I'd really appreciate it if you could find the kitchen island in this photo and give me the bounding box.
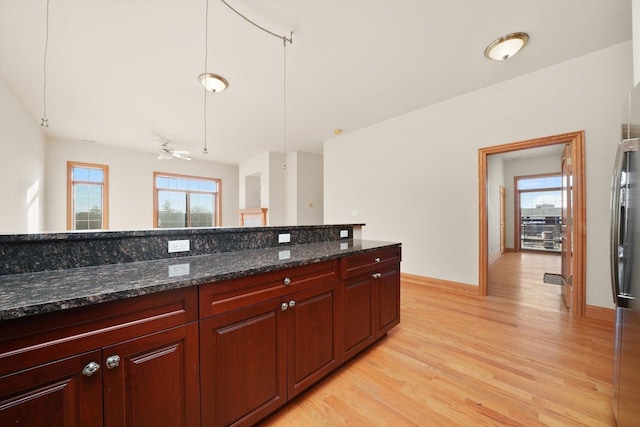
[0,226,400,426]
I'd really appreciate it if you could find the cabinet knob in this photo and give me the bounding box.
[82,361,100,377]
[288,300,296,308]
[372,273,382,279]
[106,355,121,369]
[281,302,289,311]
[283,277,292,286]
[374,257,381,263]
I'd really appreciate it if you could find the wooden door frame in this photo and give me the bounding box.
[478,131,586,315]
[500,185,505,254]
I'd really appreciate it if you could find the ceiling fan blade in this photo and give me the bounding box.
[158,151,173,160]
[172,152,192,161]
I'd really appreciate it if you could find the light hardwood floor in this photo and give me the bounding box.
[261,252,616,426]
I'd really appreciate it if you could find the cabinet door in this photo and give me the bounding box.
[103,323,200,427]
[200,299,287,427]
[0,350,103,427]
[375,266,401,338]
[341,276,375,361]
[287,280,339,398]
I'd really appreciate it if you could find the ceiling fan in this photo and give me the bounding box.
[158,142,192,161]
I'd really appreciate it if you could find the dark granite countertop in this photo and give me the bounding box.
[0,239,399,321]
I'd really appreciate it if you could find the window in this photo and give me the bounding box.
[67,162,109,230]
[153,172,221,228]
[516,174,561,252]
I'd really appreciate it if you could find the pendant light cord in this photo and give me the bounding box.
[282,38,287,169]
[41,0,50,127]
[207,0,294,162]
[203,0,209,154]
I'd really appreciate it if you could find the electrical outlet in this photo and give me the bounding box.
[340,229,349,238]
[168,240,190,253]
[278,233,291,244]
[168,263,190,277]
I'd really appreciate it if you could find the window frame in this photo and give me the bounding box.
[513,172,561,252]
[67,161,109,231]
[153,172,222,228]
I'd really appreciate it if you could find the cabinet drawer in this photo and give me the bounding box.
[340,247,401,279]
[0,287,198,376]
[199,260,339,318]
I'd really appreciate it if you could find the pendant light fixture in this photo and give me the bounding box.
[282,37,288,169]
[219,0,293,168]
[201,0,229,155]
[40,0,51,127]
[484,32,529,61]
[199,73,228,93]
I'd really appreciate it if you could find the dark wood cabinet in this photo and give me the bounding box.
[103,323,200,427]
[340,247,401,362]
[1,245,400,427]
[0,288,199,427]
[342,275,375,360]
[200,297,288,427]
[200,261,340,427]
[286,279,339,399]
[375,265,401,337]
[0,350,104,427]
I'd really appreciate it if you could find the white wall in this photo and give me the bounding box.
[486,155,504,259]
[285,151,298,225]
[502,154,562,250]
[239,151,285,226]
[296,152,324,225]
[244,174,261,209]
[0,73,46,234]
[268,152,286,225]
[45,138,239,231]
[284,151,324,225]
[324,41,633,309]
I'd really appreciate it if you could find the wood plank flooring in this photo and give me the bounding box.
[260,252,616,426]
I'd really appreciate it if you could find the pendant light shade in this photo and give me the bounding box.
[484,32,529,61]
[199,73,229,92]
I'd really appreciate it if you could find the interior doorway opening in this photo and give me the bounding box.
[478,131,585,315]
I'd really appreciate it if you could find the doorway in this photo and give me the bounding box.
[478,131,586,315]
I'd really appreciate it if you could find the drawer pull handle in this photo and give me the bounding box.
[281,302,289,311]
[106,355,121,369]
[372,273,382,279]
[82,361,100,377]
[283,277,292,285]
[374,257,381,263]
[288,300,296,308]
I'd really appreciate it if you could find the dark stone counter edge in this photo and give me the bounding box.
[0,224,366,242]
[0,241,400,322]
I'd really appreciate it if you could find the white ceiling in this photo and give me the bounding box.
[0,0,632,165]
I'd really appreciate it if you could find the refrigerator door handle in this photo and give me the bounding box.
[611,140,628,304]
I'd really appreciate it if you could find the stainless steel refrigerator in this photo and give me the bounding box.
[611,84,640,426]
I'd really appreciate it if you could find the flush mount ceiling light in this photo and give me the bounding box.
[484,32,529,61]
[198,72,228,93]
